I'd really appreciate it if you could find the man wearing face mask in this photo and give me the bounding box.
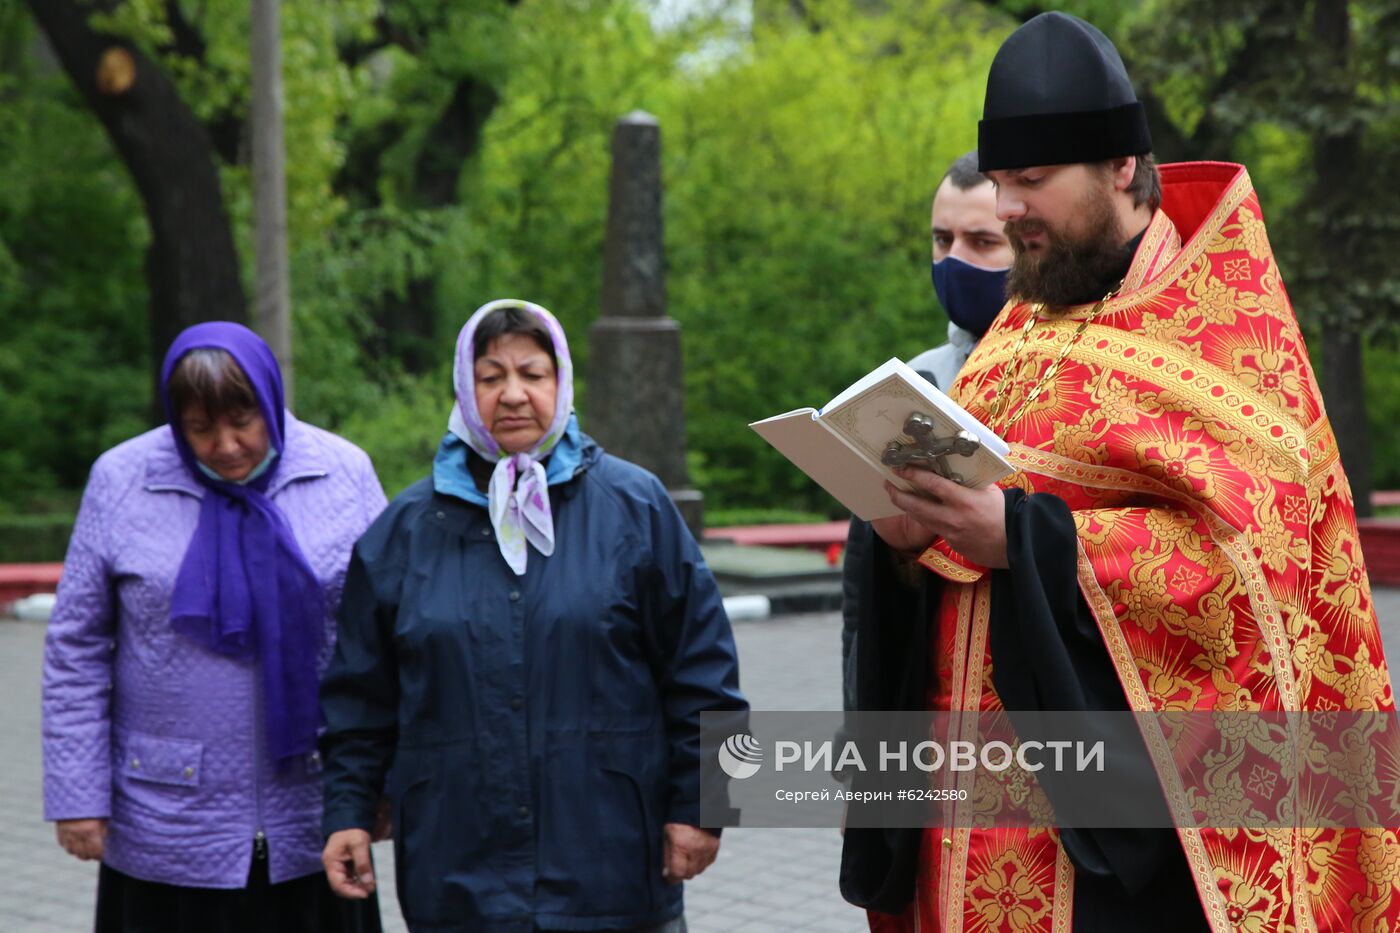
[907,150,1014,391]
[839,150,1012,719]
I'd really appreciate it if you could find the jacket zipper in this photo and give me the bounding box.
[253,658,266,864]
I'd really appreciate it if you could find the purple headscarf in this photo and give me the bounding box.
[159,322,323,765]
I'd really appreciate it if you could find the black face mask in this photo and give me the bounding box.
[932,256,1010,336]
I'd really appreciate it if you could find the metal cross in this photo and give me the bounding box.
[880,412,982,485]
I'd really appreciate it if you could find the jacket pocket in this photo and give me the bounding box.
[115,729,203,788]
[393,773,439,924]
[598,759,662,913]
[538,735,669,918]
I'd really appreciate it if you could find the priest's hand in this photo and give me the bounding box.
[875,467,1009,569]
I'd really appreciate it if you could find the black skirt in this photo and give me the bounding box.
[94,845,384,933]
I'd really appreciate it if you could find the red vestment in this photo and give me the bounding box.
[877,162,1397,933]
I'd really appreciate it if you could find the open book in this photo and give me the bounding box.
[750,358,1013,521]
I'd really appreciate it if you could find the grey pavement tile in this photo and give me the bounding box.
[10,923,77,933]
[29,590,1398,933]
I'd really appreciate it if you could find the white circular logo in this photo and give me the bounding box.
[718,732,763,779]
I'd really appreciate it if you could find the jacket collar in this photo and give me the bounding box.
[144,413,332,499]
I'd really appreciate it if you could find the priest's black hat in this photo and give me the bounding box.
[977,12,1152,172]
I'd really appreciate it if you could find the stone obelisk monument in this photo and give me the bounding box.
[589,111,703,536]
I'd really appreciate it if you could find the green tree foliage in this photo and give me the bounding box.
[401,0,1007,508]
[3,0,1397,525]
[0,4,150,502]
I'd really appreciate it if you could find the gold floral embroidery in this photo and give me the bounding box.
[1313,641,1392,713]
[1244,484,1310,574]
[1179,258,1243,327]
[1348,889,1396,933]
[1216,867,1279,933]
[967,849,1051,932]
[1179,574,1243,669]
[1140,301,1208,347]
[1298,826,1340,898]
[1232,346,1304,414]
[1140,657,1203,711]
[1051,415,1108,466]
[1136,438,1216,500]
[1358,829,1400,888]
[1316,518,1371,618]
[1216,204,1272,260]
[1105,550,1180,636]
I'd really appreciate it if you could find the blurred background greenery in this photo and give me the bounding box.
[1,0,1396,559]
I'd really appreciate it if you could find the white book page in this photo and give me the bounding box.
[749,409,905,520]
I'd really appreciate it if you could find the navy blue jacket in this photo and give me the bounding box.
[320,436,746,932]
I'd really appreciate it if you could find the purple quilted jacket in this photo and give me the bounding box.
[42,415,387,888]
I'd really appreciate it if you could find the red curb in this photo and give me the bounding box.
[0,563,62,605]
[706,521,849,551]
[1359,519,1400,587]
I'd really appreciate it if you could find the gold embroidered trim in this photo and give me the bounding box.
[1198,508,1301,708]
[1075,547,1233,933]
[1292,827,1318,933]
[917,547,986,584]
[1006,445,1242,531]
[947,580,992,933]
[966,323,1307,469]
[964,579,992,712]
[1122,209,1179,293]
[1306,417,1339,486]
[949,584,975,716]
[1052,843,1075,933]
[1144,214,1184,284]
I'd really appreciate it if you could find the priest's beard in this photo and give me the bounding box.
[1004,182,1131,312]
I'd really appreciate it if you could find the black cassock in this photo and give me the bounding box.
[837,489,1209,932]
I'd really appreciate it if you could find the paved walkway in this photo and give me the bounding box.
[7,591,1400,932]
[0,612,864,932]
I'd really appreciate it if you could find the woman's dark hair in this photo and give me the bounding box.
[472,306,556,363]
[167,349,259,420]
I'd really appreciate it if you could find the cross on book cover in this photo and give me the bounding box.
[750,358,1013,521]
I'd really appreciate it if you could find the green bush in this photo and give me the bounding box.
[1367,343,1400,493]
[334,371,453,500]
[705,507,833,527]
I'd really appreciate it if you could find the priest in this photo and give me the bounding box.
[840,11,1398,932]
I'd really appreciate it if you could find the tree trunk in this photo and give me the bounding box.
[251,0,293,405]
[24,0,246,412]
[1322,330,1372,516]
[1311,0,1372,516]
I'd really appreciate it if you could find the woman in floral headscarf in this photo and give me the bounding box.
[319,300,747,933]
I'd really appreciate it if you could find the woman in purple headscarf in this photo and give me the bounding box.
[42,322,389,932]
[319,300,747,933]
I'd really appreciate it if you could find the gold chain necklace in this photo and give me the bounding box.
[985,284,1121,434]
